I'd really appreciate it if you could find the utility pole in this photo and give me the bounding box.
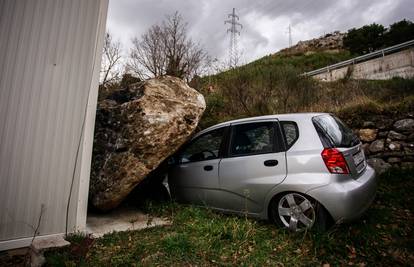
[225,8,242,69]
[287,24,292,47]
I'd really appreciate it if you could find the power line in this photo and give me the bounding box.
[225,8,242,68]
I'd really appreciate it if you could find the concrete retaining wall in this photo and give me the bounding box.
[314,48,414,81]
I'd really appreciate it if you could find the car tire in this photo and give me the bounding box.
[269,192,331,232]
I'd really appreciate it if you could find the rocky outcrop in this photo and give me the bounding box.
[279,31,345,55]
[90,76,206,211]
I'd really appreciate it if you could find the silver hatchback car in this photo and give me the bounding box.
[167,113,377,231]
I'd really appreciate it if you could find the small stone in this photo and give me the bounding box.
[369,139,384,153]
[403,143,414,153]
[359,129,378,142]
[362,121,375,128]
[378,131,388,138]
[381,151,406,157]
[405,156,414,162]
[367,158,391,175]
[388,142,402,151]
[401,162,414,169]
[407,133,414,141]
[387,157,401,163]
[376,119,393,130]
[394,119,414,132]
[388,130,407,140]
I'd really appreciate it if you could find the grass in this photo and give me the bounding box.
[42,168,414,266]
[336,89,414,128]
[246,50,353,73]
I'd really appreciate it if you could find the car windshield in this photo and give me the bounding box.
[313,114,359,148]
[180,128,224,163]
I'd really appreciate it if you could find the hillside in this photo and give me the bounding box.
[192,32,414,129]
[245,50,351,73]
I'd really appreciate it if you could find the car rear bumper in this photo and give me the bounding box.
[306,165,377,223]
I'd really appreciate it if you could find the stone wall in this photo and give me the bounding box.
[353,117,414,174]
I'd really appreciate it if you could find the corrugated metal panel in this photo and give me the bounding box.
[0,0,108,243]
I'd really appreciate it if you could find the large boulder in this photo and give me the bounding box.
[90,76,206,211]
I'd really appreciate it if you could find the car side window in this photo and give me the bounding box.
[280,121,299,149]
[180,128,224,163]
[230,122,275,156]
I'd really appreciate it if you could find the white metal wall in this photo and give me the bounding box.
[0,0,108,249]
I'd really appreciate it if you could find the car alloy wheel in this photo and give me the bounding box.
[277,193,315,232]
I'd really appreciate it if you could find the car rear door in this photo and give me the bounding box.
[168,127,227,206]
[217,120,287,214]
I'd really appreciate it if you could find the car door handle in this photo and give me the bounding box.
[264,160,278,167]
[204,165,213,171]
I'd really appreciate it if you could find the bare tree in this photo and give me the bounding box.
[129,12,208,81]
[100,32,122,87]
[130,25,165,79]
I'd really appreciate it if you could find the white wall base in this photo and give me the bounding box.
[0,233,65,251]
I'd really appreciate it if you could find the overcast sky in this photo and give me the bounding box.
[107,0,414,64]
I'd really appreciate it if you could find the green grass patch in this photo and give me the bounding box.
[222,50,353,76]
[44,168,414,266]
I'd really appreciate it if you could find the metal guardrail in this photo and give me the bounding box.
[303,39,414,76]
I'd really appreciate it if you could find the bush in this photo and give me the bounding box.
[343,23,386,55]
[343,19,414,55]
[385,19,414,46]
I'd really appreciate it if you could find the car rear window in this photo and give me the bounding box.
[312,114,359,148]
[280,121,299,149]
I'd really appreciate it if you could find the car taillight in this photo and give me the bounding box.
[321,148,349,174]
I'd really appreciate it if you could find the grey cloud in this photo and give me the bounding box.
[380,0,414,26]
[107,0,412,65]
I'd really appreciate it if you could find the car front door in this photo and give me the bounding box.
[168,127,227,206]
[218,120,287,214]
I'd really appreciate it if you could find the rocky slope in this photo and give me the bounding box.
[279,31,345,55]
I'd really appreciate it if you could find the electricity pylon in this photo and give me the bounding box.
[225,8,242,68]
